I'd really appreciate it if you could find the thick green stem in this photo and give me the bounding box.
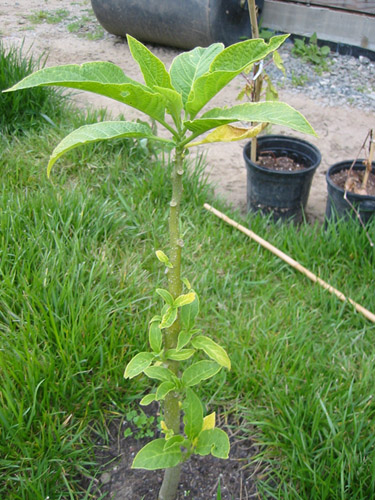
[158,146,185,500]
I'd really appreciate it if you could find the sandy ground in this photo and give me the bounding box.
[2,0,374,222]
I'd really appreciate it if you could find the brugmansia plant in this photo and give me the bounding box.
[5,35,315,500]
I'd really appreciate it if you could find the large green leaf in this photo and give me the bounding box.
[195,428,230,459]
[124,352,155,379]
[143,365,175,382]
[181,361,221,387]
[120,83,167,123]
[132,438,182,470]
[47,121,171,175]
[210,35,288,73]
[184,102,316,139]
[180,292,199,331]
[183,388,203,440]
[127,35,172,90]
[191,335,231,370]
[169,43,224,105]
[6,62,168,124]
[185,35,288,118]
[6,61,133,101]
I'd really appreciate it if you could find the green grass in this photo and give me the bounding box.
[0,42,68,135]
[1,88,375,498]
[27,9,70,25]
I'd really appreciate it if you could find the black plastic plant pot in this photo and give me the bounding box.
[243,135,321,222]
[90,0,264,49]
[325,161,375,224]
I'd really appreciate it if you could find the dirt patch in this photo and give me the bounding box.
[2,0,375,223]
[86,411,262,500]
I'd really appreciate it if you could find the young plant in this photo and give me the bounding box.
[5,35,314,500]
[239,0,286,162]
[292,32,331,74]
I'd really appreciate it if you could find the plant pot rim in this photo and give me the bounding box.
[243,135,321,177]
[326,160,375,200]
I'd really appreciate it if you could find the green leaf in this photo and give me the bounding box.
[181,277,191,290]
[124,352,155,379]
[165,348,195,361]
[181,361,221,387]
[47,121,170,175]
[195,428,230,459]
[132,438,182,470]
[191,336,231,370]
[185,102,316,139]
[155,250,173,268]
[163,435,185,451]
[180,292,199,331]
[5,61,133,99]
[210,35,288,73]
[143,365,175,382]
[154,86,183,124]
[273,50,286,75]
[149,322,162,353]
[4,60,172,125]
[159,306,178,330]
[186,35,288,118]
[177,330,193,351]
[169,43,224,105]
[156,288,174,306]
[139,393,157,406]
[174,292,196,308]
[156,381,176,401]
[120,83,167,123]
[183,388,203,440]
[127,35,172,90]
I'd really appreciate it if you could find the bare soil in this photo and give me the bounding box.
[2,0,375,223]
[330,168,375,196]
[87,411,262,500]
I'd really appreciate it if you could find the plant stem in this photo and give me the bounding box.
[158,146,185,500]
[362,129,374,190]
[247,0,261,163]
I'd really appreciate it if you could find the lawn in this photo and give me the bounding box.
[1,44,375,499]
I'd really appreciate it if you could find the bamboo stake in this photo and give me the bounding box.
[204,203,375,323]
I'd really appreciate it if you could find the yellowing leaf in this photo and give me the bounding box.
[202,412,216,431]
[273,50,286,75]
[187,123,266,147]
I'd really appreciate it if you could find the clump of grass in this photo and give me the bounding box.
[27,9,70,25]
[0,42,68,135]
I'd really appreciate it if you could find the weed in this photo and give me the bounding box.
[291,71,309,87]
[85,26,105,40]
[28,9,70,24]
[292,32,331,74]
[124,409,158,440]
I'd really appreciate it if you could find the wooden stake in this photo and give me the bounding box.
[204,203,375,323]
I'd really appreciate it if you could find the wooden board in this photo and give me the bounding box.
[291,0,375,15]
[262,0,375,51]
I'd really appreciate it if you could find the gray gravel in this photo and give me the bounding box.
[265,41,375,110]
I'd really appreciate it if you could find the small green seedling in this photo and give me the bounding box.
[292,33,331,74]
[124,409,157,439]
[5,35,314,500]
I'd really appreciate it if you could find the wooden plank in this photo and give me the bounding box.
[262,0,375,51]
[288,0,375,15]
